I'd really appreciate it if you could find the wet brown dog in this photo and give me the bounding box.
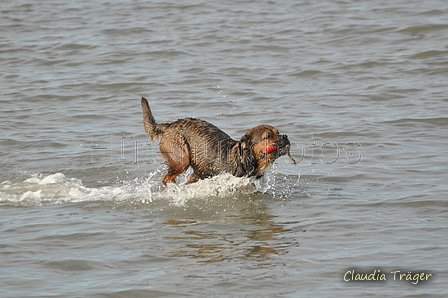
[141,97,296,185]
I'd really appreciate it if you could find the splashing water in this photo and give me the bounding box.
[0,171,287,207]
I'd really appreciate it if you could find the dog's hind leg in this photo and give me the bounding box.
[186,172,200,184]
[160,133,190,185]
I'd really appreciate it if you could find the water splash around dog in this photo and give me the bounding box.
[0,171,293,207]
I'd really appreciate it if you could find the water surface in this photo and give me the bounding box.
[1,0,448,297]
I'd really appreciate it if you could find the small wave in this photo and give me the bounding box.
[0,173,129,205]
[383,117,448,127]
[398,24,448,35]
[410,50,448,60]
[0,172,280,207]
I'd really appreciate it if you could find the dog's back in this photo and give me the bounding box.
[160,117,243,179]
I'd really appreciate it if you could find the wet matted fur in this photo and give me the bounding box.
[141,97,295,185]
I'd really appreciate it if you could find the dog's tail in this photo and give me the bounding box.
[141,97,167,141]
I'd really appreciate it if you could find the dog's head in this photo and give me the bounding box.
[240,125,293,177]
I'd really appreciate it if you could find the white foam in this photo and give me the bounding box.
[20,190,42,201]
[161,174,265,207]
[38,173,67,185]
[0,171,282,206]
[24,177,41,184]
[1,181,11,190]
[1,173,102,205]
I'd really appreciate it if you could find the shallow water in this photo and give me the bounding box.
[1,0,448,297]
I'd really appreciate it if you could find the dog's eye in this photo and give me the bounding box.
[263,134,274,140]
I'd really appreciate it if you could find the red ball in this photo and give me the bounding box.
[262,145,278,154]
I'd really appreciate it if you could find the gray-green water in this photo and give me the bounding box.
[1,0,447,297]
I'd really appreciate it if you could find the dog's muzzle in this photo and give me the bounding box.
[278,134,291,155]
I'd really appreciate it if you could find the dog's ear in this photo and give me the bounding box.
[240,133,253,153]
[240,130,260,158]
[239,132,258,175]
